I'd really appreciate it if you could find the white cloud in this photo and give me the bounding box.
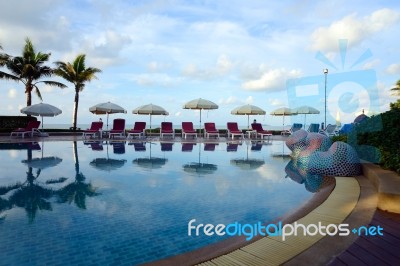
[268,98,284,107]
[362,59,380,70]
[147,61,171,72]
[245,96,253,104]
[311,8,400,52]
[129,73,181,87]
[175,112,181,116]
[182,54,234,80]
[8,88,17,98]
[386,63,400,75]
[242,68,302,92]
[219,96,240,105]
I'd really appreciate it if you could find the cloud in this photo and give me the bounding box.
[147,61,171,72]
[362,59,380,70]
[268,98,284,107]
[219,96,240,105]
[245,96,253,104]
[129,73,181,87]
[182,54,234,80]
[386,63,400,75]
[8,88,17,98]
[311,8,400,52]
[242,68,302,92]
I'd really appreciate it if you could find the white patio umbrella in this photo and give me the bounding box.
[132,104,169,134]
[89,102,127,130]
[293,106,320,128]
[20,103,62,130]
[270,107,297,131]
[231,104,266,129]
[183,98,218,137]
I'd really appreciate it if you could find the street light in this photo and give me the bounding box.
[323,68,328,129]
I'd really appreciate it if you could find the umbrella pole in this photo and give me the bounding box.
[106,113,109,130]
[41,116,44,130]
[247,115,250,129]
[199,109,202,138]
[304,114,306,129]
[149,114,152,138]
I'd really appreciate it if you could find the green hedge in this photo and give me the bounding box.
[0,116,37,132]
[355,108,400,174]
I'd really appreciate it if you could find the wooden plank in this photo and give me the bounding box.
[347,243,387,266]
[335,251,367,265]
[354,237,400,265]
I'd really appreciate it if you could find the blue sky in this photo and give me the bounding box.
[1,0,399,128]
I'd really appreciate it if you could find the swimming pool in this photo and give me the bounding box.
[0,140,319,265]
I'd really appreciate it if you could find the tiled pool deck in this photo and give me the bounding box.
[1,134,399,265]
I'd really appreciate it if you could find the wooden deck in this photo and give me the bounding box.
[329,210,400,265]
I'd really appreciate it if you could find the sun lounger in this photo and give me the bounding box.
[204,123,220,139]
[319,124,338,136]
[132,142,146,152]
[109,119,126,139]
[10,121,41,138]
[160,122,175,139]
[281,123,303,135]
[127,122,146,139]
[251,123,272,140]
[307,123,320,133]
[227,142,239,152]
[181,122,197,139]
[227,122,244,140]
[111,141,125,154]
[83,121,103,138]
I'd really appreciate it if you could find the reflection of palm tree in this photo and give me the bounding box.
[8,167,54,223]
[57,141,99,209]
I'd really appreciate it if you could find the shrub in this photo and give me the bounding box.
[356,108,400,174]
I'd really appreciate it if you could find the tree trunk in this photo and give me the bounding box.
[72,88,79,130]
[26,82,32,107]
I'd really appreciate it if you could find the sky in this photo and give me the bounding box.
[1,0,399,128]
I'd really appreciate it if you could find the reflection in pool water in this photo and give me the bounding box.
[0,140,326,265]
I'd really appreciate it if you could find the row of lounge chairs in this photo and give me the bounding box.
[82,119,274,140]
[9,119,342,139]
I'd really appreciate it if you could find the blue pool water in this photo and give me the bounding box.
[0,140,318,265]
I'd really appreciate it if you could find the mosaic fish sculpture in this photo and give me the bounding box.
[286,129,362,177]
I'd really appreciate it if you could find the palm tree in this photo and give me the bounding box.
[0,43,10,66]
[391,80,400,96]
[0,38,66,106]
[54,54,101,130]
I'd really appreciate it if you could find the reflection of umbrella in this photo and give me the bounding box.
[20,103,62,130]
[293,106,320,129]
[183,143,217,175]
[231,104,266,129]
[183,162,217,174]
[133,104,169,134]
[270,107,297,131]
[89,102,127,130]
[133,157,167,169]
[230,141,265,170]
[231,159,264,170]
[90,158,127,172]
[22,156,62,169]
[132,142,168,170]
[183,98,218,137]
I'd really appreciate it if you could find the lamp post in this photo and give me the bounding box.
[323,68,328,129]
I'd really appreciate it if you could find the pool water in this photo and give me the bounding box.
[0,140,316,265]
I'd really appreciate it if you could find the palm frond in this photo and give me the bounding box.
[0,71,20,81]
[33,85,43,101]
[39,80,67,89]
